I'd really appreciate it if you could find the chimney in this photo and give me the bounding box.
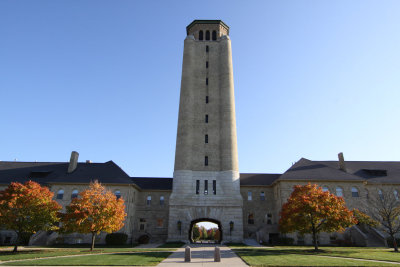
[338,152,346,172]
[68,151,79,173]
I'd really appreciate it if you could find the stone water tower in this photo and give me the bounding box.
[167,20,243,243]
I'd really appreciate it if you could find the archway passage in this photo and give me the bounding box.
[189,218,222,244]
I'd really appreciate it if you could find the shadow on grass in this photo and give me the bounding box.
[157,242,185,248]
[49,244,138,249]
[233,248,356,256]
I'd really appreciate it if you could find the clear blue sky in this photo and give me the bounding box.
[1,1,399,177]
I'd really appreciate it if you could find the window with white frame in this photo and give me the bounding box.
[248,191,252,201]
[336,187,343,197]
[351,187,359,197]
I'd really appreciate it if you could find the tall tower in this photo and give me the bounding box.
[168,20,243,242]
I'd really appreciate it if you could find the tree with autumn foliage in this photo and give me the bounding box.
[0,181,61,252]
[279,184,356,251]
[61,181,127,251]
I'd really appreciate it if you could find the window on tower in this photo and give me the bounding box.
[205,156,208,166]
[205,134,208,143]
[206,30,210,40]
[206,78,208,85]
[199,30,204,40]
[206,45,209,52]
[205,114,208,123]
[206,61,208,68]
[206,96,209,103]
[204,180,208,194]
[196,180,200,194]
[212,30,217,40]
[213,180,216,195]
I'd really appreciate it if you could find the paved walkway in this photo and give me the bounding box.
[157,244,247,266]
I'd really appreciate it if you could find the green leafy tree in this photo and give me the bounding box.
[0,181,61,252]
[192,224,200,241]
[201,227,208,240]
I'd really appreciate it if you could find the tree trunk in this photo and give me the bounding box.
[13,232,20,253]
[312,230,318,251]
[392,235,398,252]
[91,233,96,251]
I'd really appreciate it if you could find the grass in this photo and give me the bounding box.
[230,246,400,266]
[1,252,172,266]
[0,247,175,262]
[235,250,395,266]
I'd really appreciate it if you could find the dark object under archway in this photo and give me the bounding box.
[188,218,222,243]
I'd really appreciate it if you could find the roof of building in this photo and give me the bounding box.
[278,158,400,184]
[0,161,132,185]
[186,20,229,34]
[131,177,173,190]
[240,173,281,186]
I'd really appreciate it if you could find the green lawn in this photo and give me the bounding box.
[231,246,400,266]
[0,247,174,262]
[235,250,395,266]
[1,252,171,266]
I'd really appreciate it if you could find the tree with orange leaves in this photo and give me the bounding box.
[279,184,356,251]
[0,181,61,252]
[62,181,127,251]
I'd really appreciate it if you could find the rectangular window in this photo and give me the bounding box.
[248,191,252,201]
[267,213,272,224]
[206,96,209,103]
[248,214,254,224]
[205,156,208,166]
[205,115,208,123]
[206,78,208,85]
[213,180,216,195]
[157,219,163,228]
[206,45,209,52]
[196,180,200,194]
[204,180,208,195]
[260,192,265,201]
[205,134,208,143]
[206,61,208,68]
[139,218,146,231]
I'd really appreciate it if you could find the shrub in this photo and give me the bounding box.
[138,234,150,244]
[105,233,128,246]
[270,237,294,245]
[19,232,32,245]
[386,237,400,248]
[331,239,354,247]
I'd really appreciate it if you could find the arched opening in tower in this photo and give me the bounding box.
[188,218,222,244]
